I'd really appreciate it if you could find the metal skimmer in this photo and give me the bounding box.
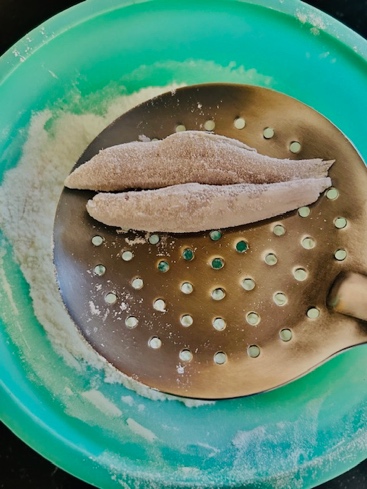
[53,83,367,399]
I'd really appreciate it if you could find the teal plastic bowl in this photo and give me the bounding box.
[1,1,367,488]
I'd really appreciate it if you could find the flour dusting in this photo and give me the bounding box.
[82,389,123,418]
[295,9,327,36]
[127,418,157,442]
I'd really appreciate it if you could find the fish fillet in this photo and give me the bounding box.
[65,131,334,191]
[86,178,331,233]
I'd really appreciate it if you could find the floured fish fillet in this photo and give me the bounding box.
[86,178,331,233]
[65,131,334,191]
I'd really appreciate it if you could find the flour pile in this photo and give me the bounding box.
[0,85,211,404]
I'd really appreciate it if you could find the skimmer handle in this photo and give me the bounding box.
[328,272,367,321]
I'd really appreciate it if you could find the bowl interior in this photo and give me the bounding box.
[1,1,367,488]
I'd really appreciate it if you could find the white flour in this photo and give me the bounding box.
[0,84,211,407]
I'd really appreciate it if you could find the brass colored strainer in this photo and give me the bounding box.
[53,83,367,399]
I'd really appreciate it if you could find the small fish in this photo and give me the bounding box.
[86,179,331,233]
[65,131,333,191]
[65,131,334,233]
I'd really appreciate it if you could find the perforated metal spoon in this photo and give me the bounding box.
[53,83,367,400]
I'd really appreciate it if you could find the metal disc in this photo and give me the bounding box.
[53,83,367,399]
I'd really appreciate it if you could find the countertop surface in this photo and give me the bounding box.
[1,0,367,488]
